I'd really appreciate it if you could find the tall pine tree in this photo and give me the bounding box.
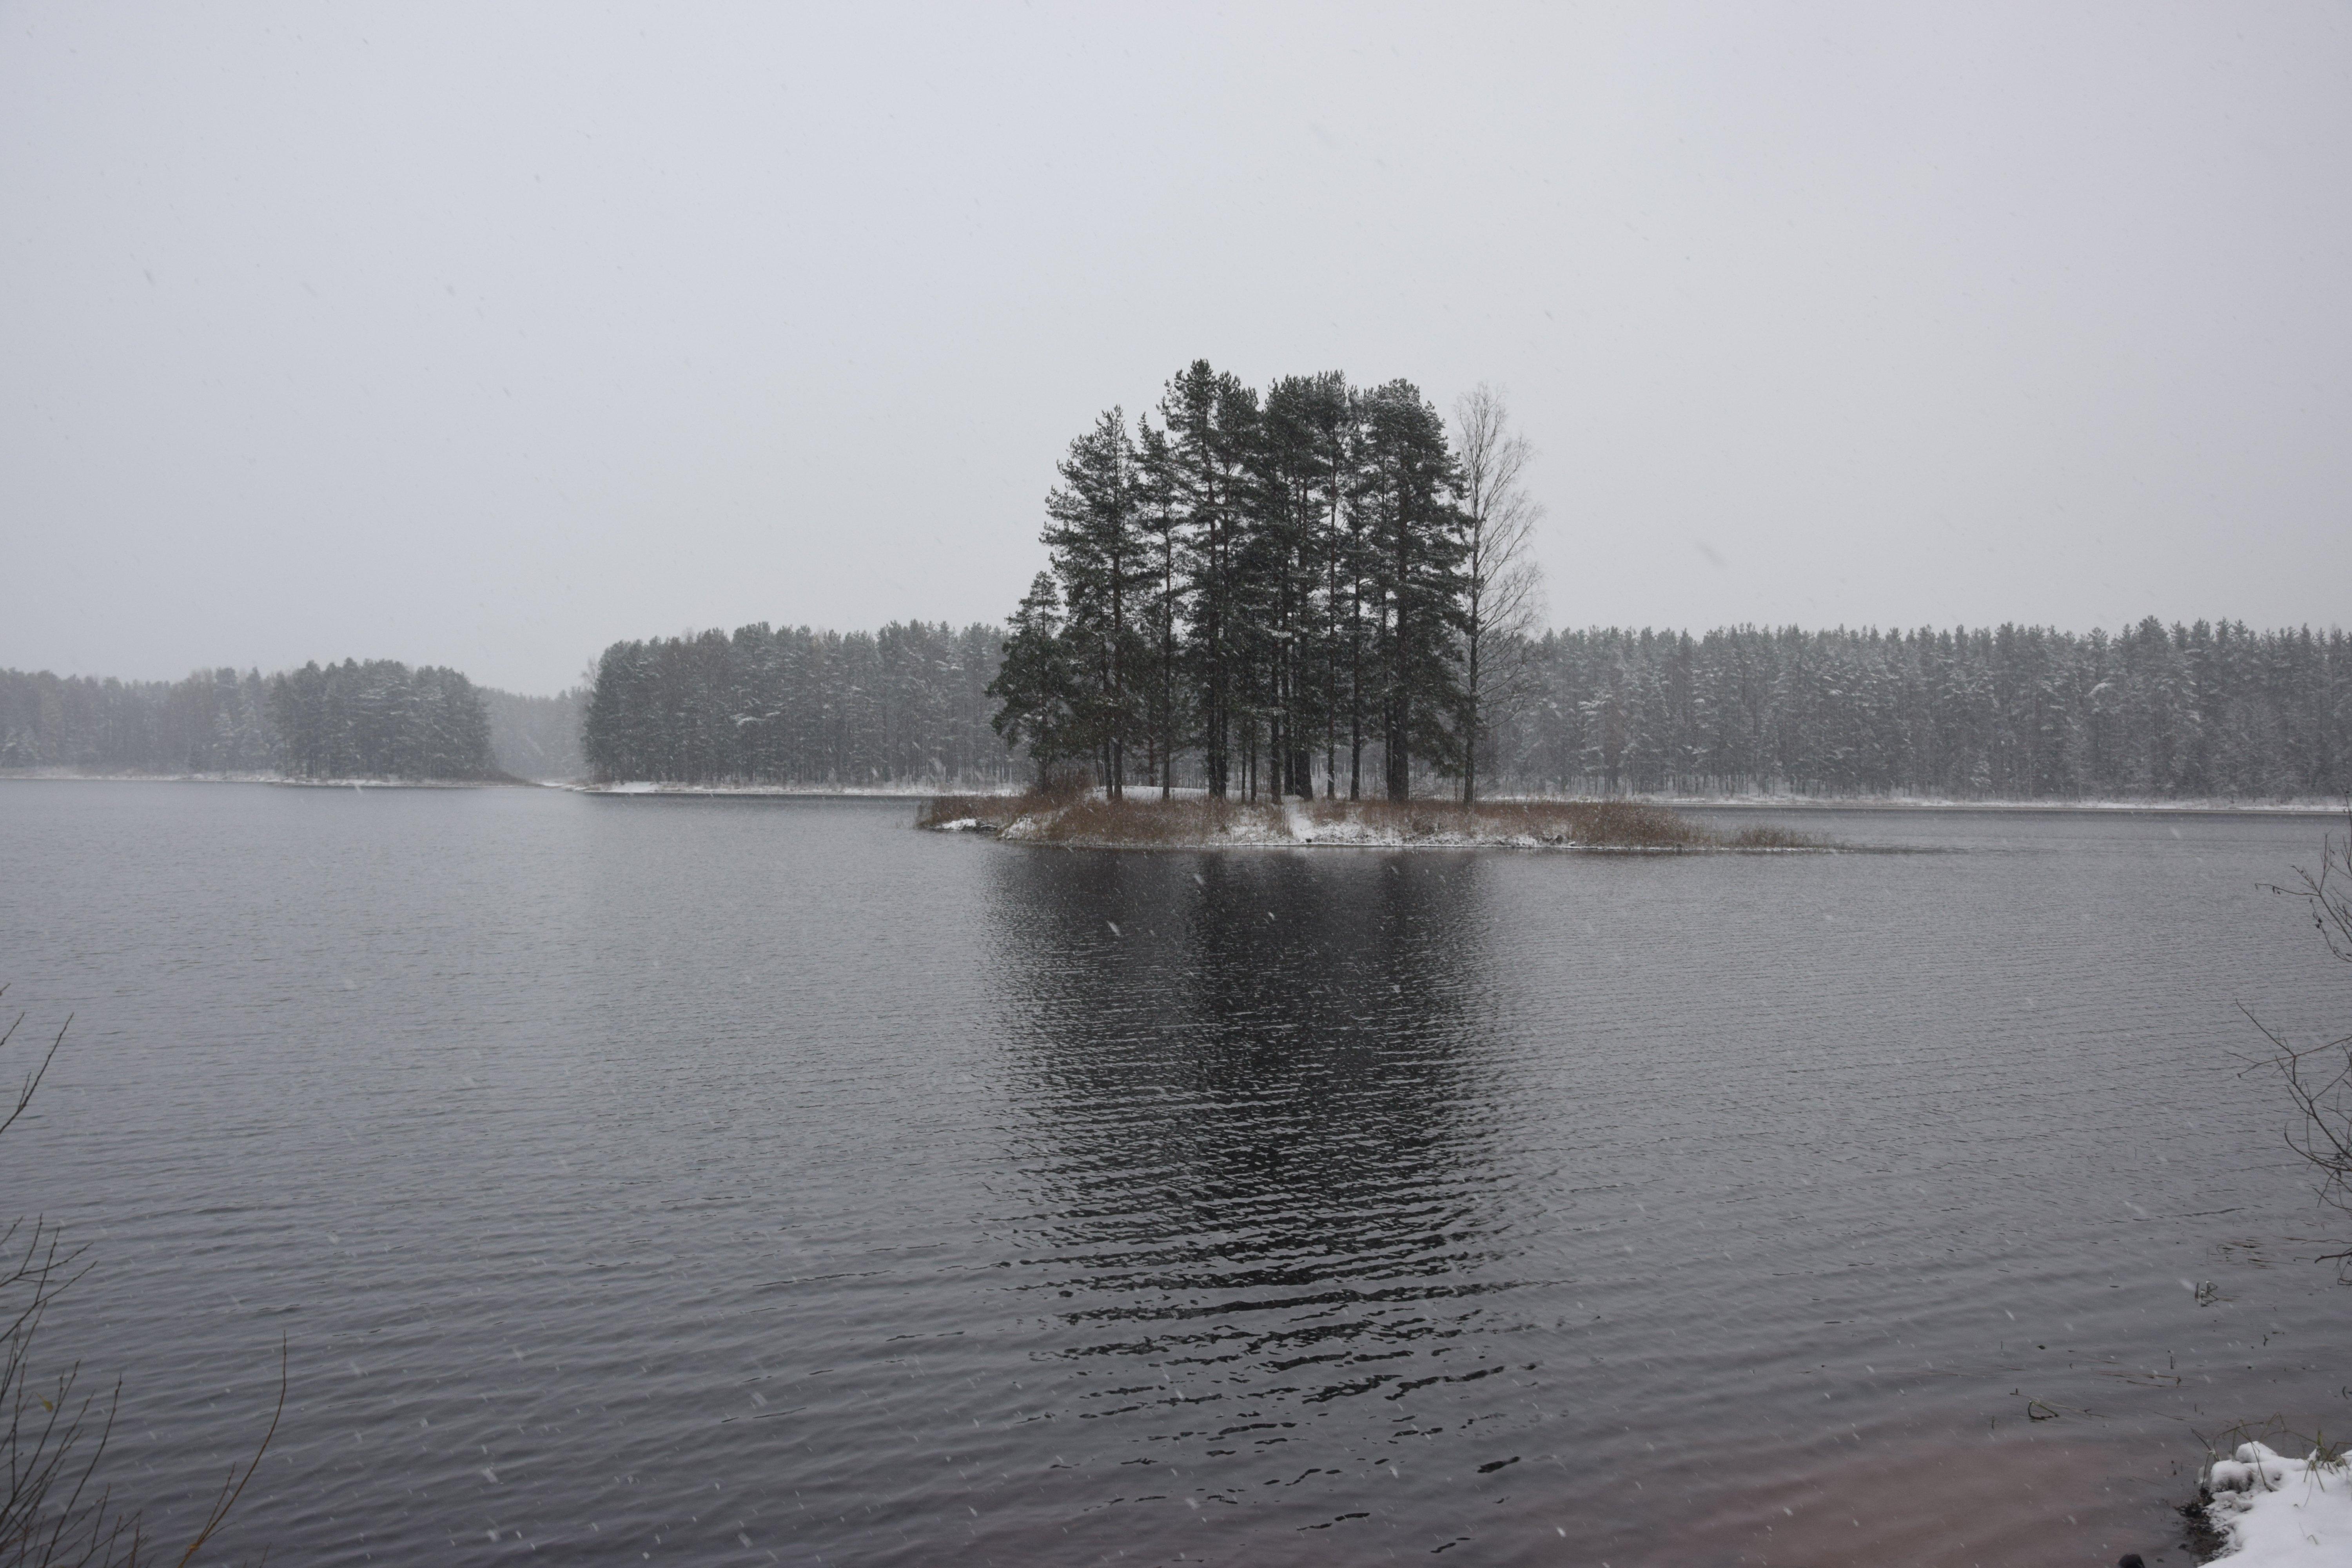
[1357,380,1469,800]
[1158,361,1259,798]
[1040,409,1145,795]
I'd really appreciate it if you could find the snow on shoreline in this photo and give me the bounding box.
[1278,804,1535,849]
[980,800,1815,852]
[1652,792,2349,815]
[2203,1443,2352,1565]
[566,783,2348,814]
[9,773,2342,815]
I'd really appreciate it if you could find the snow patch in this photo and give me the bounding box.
[2204,1443,2352,1566]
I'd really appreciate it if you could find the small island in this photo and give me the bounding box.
[918,788,1819,851]
[924,362,1818,852]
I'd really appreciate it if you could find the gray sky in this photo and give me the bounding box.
[5,2,2347,695]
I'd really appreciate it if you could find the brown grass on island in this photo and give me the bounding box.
[918,787,1828,851]
[1418,797,1709,848]
[915,772,1089,832]
[1014,793,1283,845]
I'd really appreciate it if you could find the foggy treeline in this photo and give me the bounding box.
[581,615,2352,800]
[13,617,2348,799]
[270,660,497,780]
[1490,619,2352,798]
[481,686,588,781]
[582,621,1014,787]
[0,666,278,773]
[0,659,503,780]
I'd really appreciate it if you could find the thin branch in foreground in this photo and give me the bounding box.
[171,1337,285,1568]
[2246,804,2352,1276]
[0,991,74,1142]
[4,1004,283,1566]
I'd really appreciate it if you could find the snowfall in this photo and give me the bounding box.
[2203,1443,2352,1566]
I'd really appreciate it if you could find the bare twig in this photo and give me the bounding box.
[0,989,75,1142]
[3,1004,281,1566]
[2250,805,2352,1277]
[171,1339,285,1568]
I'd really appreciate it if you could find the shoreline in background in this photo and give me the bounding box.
[580,782,2351,816]
[5,771,2344,816]
[0,769,535,789]
[1660,793,2351,816]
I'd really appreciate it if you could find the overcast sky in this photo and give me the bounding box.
[5,2,2347,694]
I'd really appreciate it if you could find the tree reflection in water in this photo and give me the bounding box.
[976,846,1568,1560]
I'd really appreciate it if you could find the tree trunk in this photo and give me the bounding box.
[1461,633,1480,808]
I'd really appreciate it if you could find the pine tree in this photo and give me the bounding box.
[1296,375,1365,799]
[1132,418,1186,798]
[1041,410,1145,796]
[1357,380,1468,800]
[1259,374,1352,799]
[987,573,1083,774]
[1158,361,1259,798]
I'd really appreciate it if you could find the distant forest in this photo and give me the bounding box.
[583,622,1013,787]
[1495,619,2352,799]
[582,614,2352,800]
[13,616,2348,799]
[0,659,503,780]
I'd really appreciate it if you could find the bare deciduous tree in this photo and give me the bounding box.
[1450,385,1546,807]
[2249,812,2352,1276]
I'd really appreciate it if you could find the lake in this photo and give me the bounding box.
[1,782,2344,1566]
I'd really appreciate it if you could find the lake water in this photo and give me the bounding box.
[1,782,2345,1566]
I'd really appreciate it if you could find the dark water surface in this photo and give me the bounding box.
[2,783,2345,1566]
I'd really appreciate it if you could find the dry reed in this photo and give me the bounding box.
[1013,795,1285,844]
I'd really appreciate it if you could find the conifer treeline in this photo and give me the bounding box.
[15,620,2345,798]
[0,667,277,773]
[987,362,1539,802]
[579,616,2352,799]
[269,660,497,780]
[0,660,499,779]
[581,622,1013,786]
[1495,620,2352,799]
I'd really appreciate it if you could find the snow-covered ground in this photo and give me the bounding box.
[2204,1443,2352,1566]
[988,804,1296,846]
[1281,804,1529,848]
